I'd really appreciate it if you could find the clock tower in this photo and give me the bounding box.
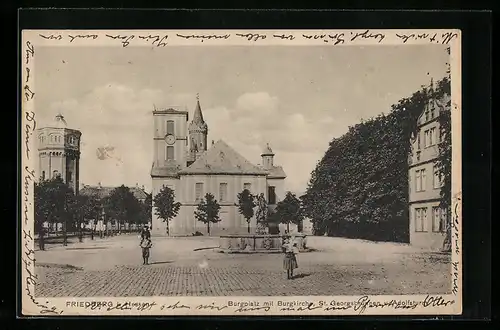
[151,105,189,170]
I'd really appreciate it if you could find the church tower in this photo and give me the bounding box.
[37,113,82,194]
[187,94,208,166]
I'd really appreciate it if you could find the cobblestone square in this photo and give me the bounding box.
[34,235,451,297]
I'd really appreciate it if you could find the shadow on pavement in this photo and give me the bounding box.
[291,273,311,280]
[149,261,174,265]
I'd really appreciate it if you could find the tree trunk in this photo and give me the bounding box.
[78,216,83,243]
[38,223,45,251]
[63,217,68,246]
[166,220,170,236]
[287,222,290,233]
[207,222,210,236]
[247,220,250,233]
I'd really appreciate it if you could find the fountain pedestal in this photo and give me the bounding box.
[219,234,308,253]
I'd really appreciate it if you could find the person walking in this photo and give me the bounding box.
[282,235,299,279]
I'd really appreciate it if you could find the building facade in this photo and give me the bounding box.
[37,113,82,194]
[151,96,287,236]
[408,83,451,250]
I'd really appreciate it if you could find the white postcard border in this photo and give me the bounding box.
[20,29,462,316]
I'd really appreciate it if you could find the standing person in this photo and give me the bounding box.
[141,225,151,240]
[140,236,152,265]
[282,235,299,279]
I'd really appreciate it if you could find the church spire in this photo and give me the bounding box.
[193,93,205,124]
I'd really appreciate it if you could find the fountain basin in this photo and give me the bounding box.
[218,234,308,253]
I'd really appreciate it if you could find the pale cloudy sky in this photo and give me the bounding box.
[35,45,448,194]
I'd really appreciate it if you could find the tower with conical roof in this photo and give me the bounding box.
[261,143,275,169]
[187,94,208,166]
[37,113,82,194]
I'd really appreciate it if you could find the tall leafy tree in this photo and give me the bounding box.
[237,189,256,233]
[103,185,142,233]
[34,176,76,248]
[153,186,181,236]
[141,192,153,230]
[275,192,304,232]
[194,193,221,236]
[302,76,450,243]
[74,194,101,241]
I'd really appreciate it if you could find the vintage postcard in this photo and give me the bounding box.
[20,29,462,316]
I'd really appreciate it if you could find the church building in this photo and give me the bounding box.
[150,96,286,236]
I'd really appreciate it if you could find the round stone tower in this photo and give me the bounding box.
[37,113,82,194]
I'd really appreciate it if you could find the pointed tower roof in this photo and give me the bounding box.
[179,140,267,175]
[192,93,205,124]
[261,143,274,156]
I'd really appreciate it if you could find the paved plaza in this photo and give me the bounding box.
[34,235,451,297]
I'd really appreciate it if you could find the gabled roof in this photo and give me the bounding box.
[265,166,287,179]
[151,163,183,178]
[80,185,148,200]
[179,140,268,175]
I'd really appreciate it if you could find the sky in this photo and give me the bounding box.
[34,45,449,194]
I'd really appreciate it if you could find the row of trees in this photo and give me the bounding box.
[153,185,305,236]
[301,76,451,245]
[34,177,152,250]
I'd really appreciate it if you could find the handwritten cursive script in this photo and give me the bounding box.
[25,41,34,64]
[68,34,98,43]
[161,301,190,310]
[24,112,36,159]
[106,34,135,47]
[176,33,230,42]
[350,30,385,43]
[235,33,266,42]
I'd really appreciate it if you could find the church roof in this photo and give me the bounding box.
[265,166,287,179]
[179,140,268,176]
[80,184,148,200]
[150,164,183,178]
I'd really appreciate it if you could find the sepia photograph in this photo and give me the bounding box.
[21,29,462,315]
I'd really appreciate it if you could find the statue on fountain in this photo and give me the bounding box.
[255,193,268,234]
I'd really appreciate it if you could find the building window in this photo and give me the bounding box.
[430,127,437,146]
[166,120,175,135]
[195,183,204,201]
[432,207,441,232]
[441,208,448,232]
[415,207,428,232]
[417,133,421,150]
[415,169,426,192]
[166,146,174,161]
[425,110,429,122]
[67,171,72,183]
[424,130,430,147]
[52,170,59,178]
[41,171,45,180]
[268,186,276,205]
[430,105,435,119]
[433,166,442,189]
[243,183,251,192]
[219,183,228,202]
